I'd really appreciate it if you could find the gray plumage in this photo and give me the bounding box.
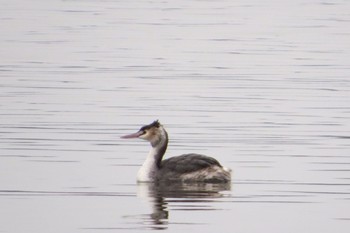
[157,153,230,183]
[161,153,222,173]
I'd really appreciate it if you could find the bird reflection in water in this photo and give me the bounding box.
[137,182,231,230]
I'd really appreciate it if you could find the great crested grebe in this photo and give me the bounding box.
[121,120,231,183]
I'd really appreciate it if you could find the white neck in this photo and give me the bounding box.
[137,147,160,182]
[137,126,168,182]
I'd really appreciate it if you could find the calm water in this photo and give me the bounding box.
[1,0,350,232]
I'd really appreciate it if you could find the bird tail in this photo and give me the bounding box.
[223,166,232,173]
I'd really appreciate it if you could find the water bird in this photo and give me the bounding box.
[121,120,231,183]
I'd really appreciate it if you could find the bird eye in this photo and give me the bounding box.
[140,130,146,135]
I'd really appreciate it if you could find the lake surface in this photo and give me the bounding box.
[1,0,350,232]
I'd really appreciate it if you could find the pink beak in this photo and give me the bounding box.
[121,130,144,139]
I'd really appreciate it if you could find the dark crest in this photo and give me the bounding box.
[140,120,161,131]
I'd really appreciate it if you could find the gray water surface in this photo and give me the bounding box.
[1,0,350,232]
